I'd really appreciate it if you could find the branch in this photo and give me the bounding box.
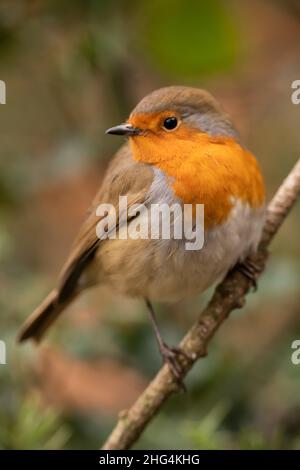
[102,159,300,450]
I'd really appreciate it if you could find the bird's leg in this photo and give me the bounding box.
[235,258,261,291]
[145,299,188,390]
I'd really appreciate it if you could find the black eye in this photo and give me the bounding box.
[163,116,178,130]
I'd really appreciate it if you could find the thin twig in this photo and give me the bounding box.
[102,159,300,450]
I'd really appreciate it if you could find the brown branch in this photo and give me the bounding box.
[102,159,300,450]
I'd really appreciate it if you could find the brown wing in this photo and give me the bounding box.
[57,143,154,301]
[18,143,154,343]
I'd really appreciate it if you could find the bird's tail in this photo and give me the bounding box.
[17,289,76,343]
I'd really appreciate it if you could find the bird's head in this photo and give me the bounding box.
[106,86,239,166]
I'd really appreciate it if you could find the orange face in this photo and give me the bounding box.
[128,110,200,165]
[128,111,265,228]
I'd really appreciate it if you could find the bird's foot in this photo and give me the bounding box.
[159,342,189,392]
[236,258,260,291]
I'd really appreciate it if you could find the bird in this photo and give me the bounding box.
[18,86,265,382]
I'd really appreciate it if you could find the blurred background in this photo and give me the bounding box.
[0,0,300,450]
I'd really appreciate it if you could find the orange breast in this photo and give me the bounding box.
[129,127,265,228]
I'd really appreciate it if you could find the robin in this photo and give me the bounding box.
[18,86,265,381]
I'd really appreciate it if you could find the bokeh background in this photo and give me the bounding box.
[0,0,300,450]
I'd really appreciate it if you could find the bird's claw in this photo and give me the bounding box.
[159,342,188,392]
[236,259,260,291]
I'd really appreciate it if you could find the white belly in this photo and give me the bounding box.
[143,199,265,301]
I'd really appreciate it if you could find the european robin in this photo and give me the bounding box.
[18,86,265,381]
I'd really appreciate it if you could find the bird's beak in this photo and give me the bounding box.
[105,123,141,136]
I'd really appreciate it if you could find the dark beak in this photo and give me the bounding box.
[105,123,141,136]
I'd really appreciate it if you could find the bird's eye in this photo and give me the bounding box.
[163,116,178,131]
